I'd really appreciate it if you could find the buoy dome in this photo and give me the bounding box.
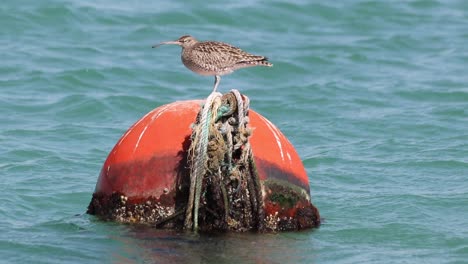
[89,100,320,231]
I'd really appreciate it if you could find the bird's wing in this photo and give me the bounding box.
[192,41,266,67]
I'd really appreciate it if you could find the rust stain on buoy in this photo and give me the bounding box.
[88,100,320,231]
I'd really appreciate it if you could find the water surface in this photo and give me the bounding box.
[1,1,467,263]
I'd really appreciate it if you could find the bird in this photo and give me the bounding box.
[152,35,273,93]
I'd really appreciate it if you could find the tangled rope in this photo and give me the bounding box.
[184,90,264,231]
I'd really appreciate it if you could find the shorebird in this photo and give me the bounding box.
[152,35,273,92]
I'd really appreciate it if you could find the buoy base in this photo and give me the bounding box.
[87,179,320,231]
[87,192,184,228]
[263,179,320,231]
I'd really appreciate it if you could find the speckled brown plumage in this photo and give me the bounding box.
[153,35,273,92]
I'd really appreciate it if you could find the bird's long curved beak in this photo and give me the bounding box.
[152,41,180,48]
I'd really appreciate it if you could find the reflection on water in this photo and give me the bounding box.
[109,225,318,263]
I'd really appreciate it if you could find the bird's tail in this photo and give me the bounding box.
[240,56,273,67]
[257,57,273,67]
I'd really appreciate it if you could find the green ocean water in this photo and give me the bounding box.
[1,0,468,263]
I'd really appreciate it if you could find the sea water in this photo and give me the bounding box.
[1,1,467,263]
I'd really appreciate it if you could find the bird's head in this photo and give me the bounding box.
[152,35,198,49]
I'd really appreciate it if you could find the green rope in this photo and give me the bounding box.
[216,105,231,121]
[185,91,221,231]
[193,109,211,231]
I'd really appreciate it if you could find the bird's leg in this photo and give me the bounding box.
[213,75,221,93]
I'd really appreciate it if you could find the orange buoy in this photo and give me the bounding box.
[88,99,320,231]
